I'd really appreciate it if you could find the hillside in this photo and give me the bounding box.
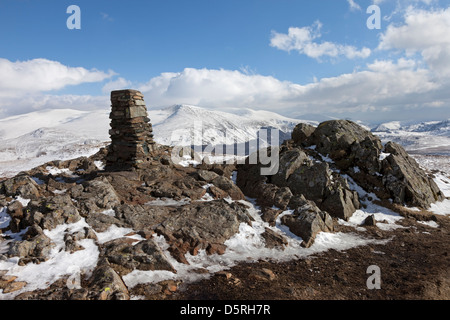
[0,106,312,177]
[373,119,450,155]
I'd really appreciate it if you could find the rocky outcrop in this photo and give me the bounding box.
[291,123,316,146]
[305,120,444,209]
[236,119,445,248]
[237,146,360,220]
[310,120,383,175]
[381,141,445,208]
[0,174,40,200]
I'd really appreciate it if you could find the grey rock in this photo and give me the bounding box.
[271,148,310,187]
[292,123,316,146]
[311,120,382,174]
[8,230,54,261]
[261,227,288,249]
[196,170,220,182]
[81,178,121,212]
[381,141,445,208]
[1,174,40,200]
[102,237,176,273]
[156,200,252,257]
[87,261,130,300]
[281,196,334,248]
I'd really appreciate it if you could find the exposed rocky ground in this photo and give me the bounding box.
[0,120,448,300]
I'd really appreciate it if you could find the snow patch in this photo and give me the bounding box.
[0,219,99,299]
[379,153,391,161]
[434,173,450,198]
[95,225,143,244]
[429,199,450,216]
[417,220,440,228]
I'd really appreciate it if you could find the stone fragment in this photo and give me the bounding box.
[281,196,334,248]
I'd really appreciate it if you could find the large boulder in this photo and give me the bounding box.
[381,142,445,208]
[310,120,383,175]
[271,148,310,187]
[155,200,252,262]
[291,123,316,146]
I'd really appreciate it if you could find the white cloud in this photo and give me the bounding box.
[102,77,133,94]
[133,61,448,123]
[0,58,114,116]
[270,21,371,61]
[138,68,305,110]
[379,7,450,77]
[0,58,114,97]
[347,0,362,11]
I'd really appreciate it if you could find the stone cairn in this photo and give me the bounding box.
[106,89,155,170]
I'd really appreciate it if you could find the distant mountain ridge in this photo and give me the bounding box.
[372,119,450,155]
[0,105,313,177]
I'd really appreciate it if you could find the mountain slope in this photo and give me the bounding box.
[373,119,450,155]
[152,105,315,146]
[0,105,313,177]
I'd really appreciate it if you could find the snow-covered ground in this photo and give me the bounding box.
[0,106,312,178]
[0,195,393,299]
[2,162,448,299]
[373,119,450,156]
[0,109,449,299]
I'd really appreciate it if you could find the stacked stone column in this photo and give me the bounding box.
[106,89,155,170]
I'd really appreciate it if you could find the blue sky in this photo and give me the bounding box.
[0,0,449,124]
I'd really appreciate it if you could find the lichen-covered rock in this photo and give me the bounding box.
[87,260,130,300]
[78,178,121,215]
[8,225,54,263]
[155,200,252,262]
[291,123,316,146]
[311,120,383,175]
[286,162,359,220]
[381,141,445,208]
[281,195,334,248]
[0,174,41,200]
[101,237,175,273]
[19,195,81,232]
[271,148,310,187]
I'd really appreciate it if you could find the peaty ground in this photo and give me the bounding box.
[165,214,450,300]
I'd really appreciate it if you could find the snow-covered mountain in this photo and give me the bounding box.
[1,105,449,178]
[0,105,314,177]
[373,119,450,155]
[152,105,314,146]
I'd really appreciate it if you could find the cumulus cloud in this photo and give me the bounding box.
[0,58,114,116]
[132,60,448,123]
[379,7,450,77]
[138,68,304,110]
[0,58,114,97]
[270,21,371,60]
